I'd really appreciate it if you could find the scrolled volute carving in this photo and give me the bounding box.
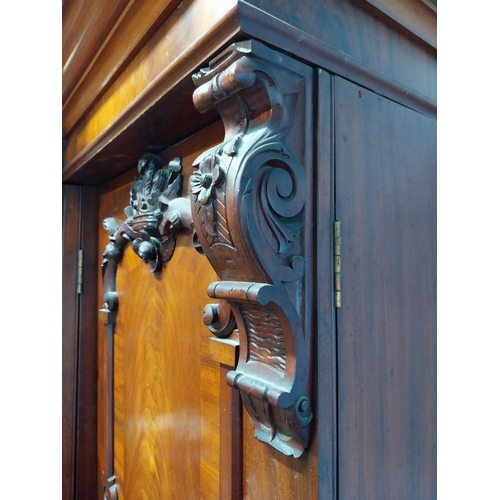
[190,41,313,457]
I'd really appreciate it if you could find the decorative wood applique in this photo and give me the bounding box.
[106,154,192,273]
[99,154,193,499]
[190,41,314,457]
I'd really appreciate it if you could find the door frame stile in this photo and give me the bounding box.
[315,69,338,500]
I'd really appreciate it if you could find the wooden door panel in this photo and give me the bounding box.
[114,232,214,498]
[335,76,437,499]
[98,126,222,500]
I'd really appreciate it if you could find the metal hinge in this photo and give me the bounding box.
[334,221,341,307]
[77,249,84,294]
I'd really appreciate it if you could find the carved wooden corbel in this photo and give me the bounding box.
[99,154,193,499]
[190,41,313,457]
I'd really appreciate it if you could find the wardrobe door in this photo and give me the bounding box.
[97,127,225,500]
[334,76,437,499]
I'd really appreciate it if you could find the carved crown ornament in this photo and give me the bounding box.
[190,40,314,457]
[102,154,192,275]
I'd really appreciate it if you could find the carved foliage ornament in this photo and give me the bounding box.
[190,41,313,457]
[103,154,192,274]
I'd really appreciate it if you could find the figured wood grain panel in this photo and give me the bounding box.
[335,76,436,499]
[116,236,215,499]
[98,125,222,499]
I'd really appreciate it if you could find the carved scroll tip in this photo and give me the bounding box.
[202,301,236,338]
[168,156,182,172]
[137,153,162,175]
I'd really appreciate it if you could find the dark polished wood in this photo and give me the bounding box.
[240,0,436,102]
[62,0,436,186]
[315,69,338,500]
[62,185,80,500]
[101,154,192,273]
[191,40,315,458]
[219,364,243,500]
[362,0,437,48]
[62,185,99,500]
[63,0,436,496]
[238,0,436,119]
[334,76,436,499]
[75,187,99,500]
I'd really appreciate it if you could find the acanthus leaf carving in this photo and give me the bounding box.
[190,40,313,457]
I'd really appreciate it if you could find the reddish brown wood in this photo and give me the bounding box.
[101,154,192,275]
[63,0,437,495]
[97,128,224,500]
[62,0,129,104]
[203,300,237,338]
[361,0,437,48]
[238,0,436,118]
[315,69,338,500]
[240,0,436,102]
[190,40,315,458]
[63,0,436,187]
[334,76,436,499]
[62,185,99,500]
[200,338,223,499]
[220,364,243,500]
[63,76,223,186]
[63,0,183,135]
[62,185,80,500]
[63,0,241,184]
[241,407,318,499]
[75,187,99,500]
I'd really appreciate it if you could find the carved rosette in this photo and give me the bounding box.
[190,41,313,457]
